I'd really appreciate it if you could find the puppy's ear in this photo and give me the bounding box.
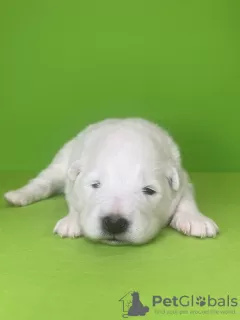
[68,160,82,182]
[166,166,180,191]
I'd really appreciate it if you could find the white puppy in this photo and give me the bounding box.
[4,118,219,245]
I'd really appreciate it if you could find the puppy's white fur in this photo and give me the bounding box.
[4,118,219,244]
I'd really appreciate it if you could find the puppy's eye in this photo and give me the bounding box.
[91,181,101,189]
[142,186,156,196]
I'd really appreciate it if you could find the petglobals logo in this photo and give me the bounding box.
[118,291,240,318]
[152,294,239,308]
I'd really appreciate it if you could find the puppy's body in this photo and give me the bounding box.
[4,118,219,244]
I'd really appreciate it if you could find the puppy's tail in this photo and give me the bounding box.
[4,140,74,207]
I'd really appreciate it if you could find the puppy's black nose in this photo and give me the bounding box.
[102,215,129,235]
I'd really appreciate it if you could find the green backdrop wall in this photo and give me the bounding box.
[1,0,240,172]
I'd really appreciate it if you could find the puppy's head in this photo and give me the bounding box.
[68,140,181,245]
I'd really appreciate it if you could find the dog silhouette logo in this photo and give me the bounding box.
[119,291,149,318]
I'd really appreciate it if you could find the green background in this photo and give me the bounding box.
[1,0,240,172]
[1,1,240,320]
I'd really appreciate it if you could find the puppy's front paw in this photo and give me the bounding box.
[53,216,82,238]
[170,212,219,238]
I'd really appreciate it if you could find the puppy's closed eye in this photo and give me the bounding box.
[91,181,101,189]
[142,186,156,196]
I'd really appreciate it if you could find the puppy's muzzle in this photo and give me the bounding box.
[101,214,129,235]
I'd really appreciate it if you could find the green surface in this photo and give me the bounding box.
[1,0,240,172]
[0,173,239,320]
